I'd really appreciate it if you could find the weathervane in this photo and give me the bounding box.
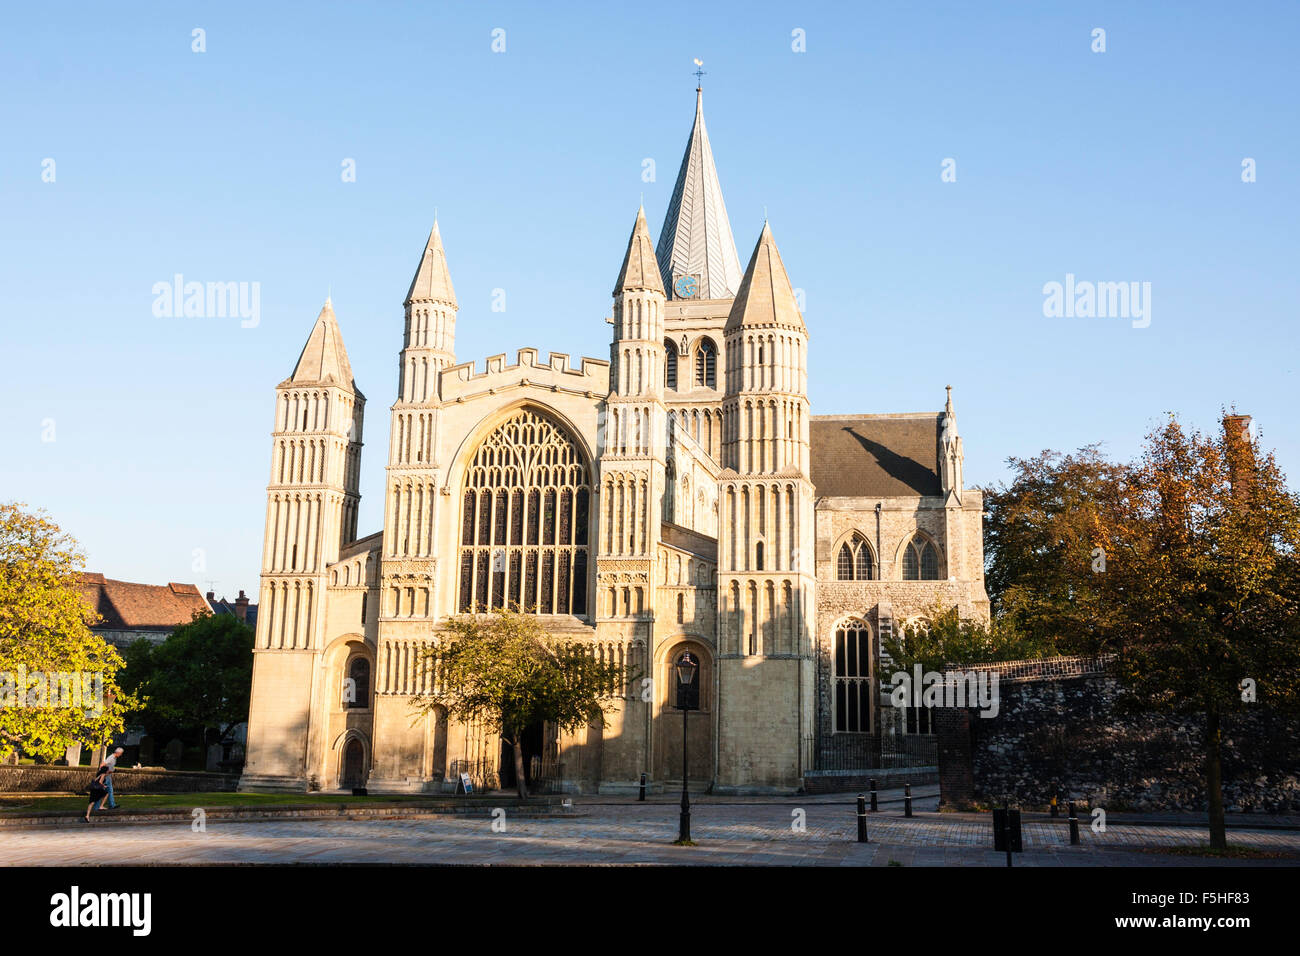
[693,58,706,88]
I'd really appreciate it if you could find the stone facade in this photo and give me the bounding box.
[240,87,988,796]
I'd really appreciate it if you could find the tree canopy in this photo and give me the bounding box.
[410,610,634,798]
[0,502,132,762]
[119,610,254,747]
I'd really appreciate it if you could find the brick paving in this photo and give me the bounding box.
[4,789,1297,866]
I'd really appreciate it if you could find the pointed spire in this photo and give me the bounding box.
[289,299,359,393]
[725,222,805,332]
[941,385,963,501]
[405,220,457,307]
[942,385,959,443]
[614,206,665,296]
[656,88,744,300]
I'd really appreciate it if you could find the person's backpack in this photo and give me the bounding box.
[85,765,110,796]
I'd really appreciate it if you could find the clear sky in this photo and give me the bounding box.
[2,1,1296,601]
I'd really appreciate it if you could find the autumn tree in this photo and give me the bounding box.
[982,445,1127,655]
[0,502,133,762]
[1091,415,1300,849]
[410,610,634,799]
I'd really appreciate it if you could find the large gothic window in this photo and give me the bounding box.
[833,619,871,732]
[458,409,591,615]
[836,533,874,580]
[694,338,717,389]
[901,536,941,580]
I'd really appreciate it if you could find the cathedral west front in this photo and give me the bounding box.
[239,87,989,796]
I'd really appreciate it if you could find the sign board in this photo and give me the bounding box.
[458,772,474,795]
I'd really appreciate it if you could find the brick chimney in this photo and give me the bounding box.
[205,589,216,603]
[235,590,250,622]
[1223,413,1255,498]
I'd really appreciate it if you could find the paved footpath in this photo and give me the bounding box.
[4,790,1298,866]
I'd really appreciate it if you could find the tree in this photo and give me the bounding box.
[411,611,634,799]
[982,445,1127,655]
[1091,415,1300,849]
[882,601,1053,675]
[0,502,133,763]
[120,610,254,751]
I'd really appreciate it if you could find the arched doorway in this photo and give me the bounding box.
[654,640,714,786]
[341,738,365,790]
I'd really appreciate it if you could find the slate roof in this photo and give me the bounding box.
[77,573,212,631]
[809,414,943,498]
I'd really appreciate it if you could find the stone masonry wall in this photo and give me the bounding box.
[937,658,1300,813]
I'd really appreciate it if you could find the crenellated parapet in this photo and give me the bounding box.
[440,349,610,404]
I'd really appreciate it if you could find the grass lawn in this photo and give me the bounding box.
[0,791,506,815]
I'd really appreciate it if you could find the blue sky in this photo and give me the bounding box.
[2,1,1296,600]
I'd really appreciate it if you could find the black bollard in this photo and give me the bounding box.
[904,783,913,818]
[857,794,869,843]
[1068,801,1080,845]
[869,779,878,812]
[638,772,646,802]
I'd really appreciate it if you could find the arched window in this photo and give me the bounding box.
[833,620,871,732]
[346,656,370,709]
[458,409,591,614]
[836,534,874,581]
[901,536,941,581]
[755,541,765,571]
[664,339,677,390]
[694,338,717,389]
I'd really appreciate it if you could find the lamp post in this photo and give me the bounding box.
[674,652,698,845]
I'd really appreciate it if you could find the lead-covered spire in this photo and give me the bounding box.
[655,88,744,300]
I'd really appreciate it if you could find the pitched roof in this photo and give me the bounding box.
[810,415,943,498]
[655,88,744,300]
[77,573,211,631]
[725,222,805,332]
[405,220,457,307]
[288,299,358,392]
[614,206,665,296]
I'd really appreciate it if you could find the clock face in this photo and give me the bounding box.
[673,275,699,299]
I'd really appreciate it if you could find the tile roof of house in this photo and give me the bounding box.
[77,573,211,630]
[810,414,943,498]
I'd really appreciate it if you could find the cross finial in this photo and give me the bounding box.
[693,58,706,89]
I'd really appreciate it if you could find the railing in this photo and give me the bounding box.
[815,733,938,771]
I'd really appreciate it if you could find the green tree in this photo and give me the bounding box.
[0,502,133,762]
[411,610,634,799]
[121,610,254,751]
[1092,415,1300,849]
[982,445,1127,655]
[882,602,1053,675]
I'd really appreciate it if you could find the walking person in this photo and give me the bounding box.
[84,763,110,823]
[96,746,124,810]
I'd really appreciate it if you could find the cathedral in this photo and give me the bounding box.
[239,88,989,795]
